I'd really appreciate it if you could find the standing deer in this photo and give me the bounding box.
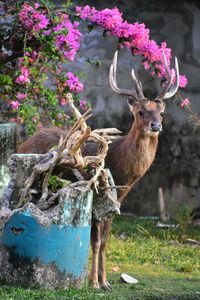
[18,51,179,290]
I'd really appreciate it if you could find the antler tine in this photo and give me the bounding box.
[156,51,180,100]
[131,69,145,99]
[109,51,139,99]
[162,49,171,80]
[156,69,175,100]
[163,56,179,99]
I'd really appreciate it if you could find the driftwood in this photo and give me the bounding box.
[17,93,121,217]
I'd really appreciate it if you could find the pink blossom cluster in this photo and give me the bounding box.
[180,98,190,108]
[60,98,67,106]
[76,5,188,88]
[76,6,123,31]
[19,3,49,32]
[15,66,30,84]
[19,4,81,62]
[53,14,82,61]
[66,72,84,93]
[10,91,27,110]
[10,101,20,110]
[79,99,88,110]
[16,92,27,100]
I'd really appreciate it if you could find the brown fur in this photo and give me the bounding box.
[18,128,66,154]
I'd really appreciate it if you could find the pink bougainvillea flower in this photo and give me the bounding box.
[19,3,35,29]
[179,75,188,88]
[19,3,49,32]
[15,74,30,84]
[43,29,52,36]
[16,92,27,100]
[10,100,20,110]
[15,66,30,84]
[76,5,97,20]
[60,98,67,106]
[34,3,40,9]
[32,13,49,32]
[143,61,150,70]
[53,14,81,61]
[66,72,83,93]
[180,98,190,108]
[79,100,88,110]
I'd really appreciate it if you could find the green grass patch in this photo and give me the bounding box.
[0,216,200,299]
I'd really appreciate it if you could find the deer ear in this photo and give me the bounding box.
[127,97,139,112]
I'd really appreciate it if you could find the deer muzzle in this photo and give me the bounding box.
[150,122,162,132]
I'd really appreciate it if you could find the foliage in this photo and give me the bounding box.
[0,0,87,134]
[48,175,64,192]
[0,0,198,135]
[0,217,200,299]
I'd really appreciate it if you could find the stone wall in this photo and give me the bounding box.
[56,1,200,214]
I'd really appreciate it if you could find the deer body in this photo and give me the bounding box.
[18,50,179,290]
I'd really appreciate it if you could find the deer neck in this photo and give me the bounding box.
[106,122,159,196]
[124,123,159,171]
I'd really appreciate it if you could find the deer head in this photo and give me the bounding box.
[109,51,179,136]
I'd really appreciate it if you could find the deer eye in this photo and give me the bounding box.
[138,110,144,116]
[160,112,164,117]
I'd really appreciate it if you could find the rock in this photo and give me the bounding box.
[157,222,179,229]
[120,273,138,284]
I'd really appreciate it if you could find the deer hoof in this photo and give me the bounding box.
[89,281,100,289]
[100,281,112,292]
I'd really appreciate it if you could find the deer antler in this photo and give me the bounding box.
[109,51,145,101]
[156,50,179,100]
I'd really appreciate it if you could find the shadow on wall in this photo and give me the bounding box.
[56,0,200,214]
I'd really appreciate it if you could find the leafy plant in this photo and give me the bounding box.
[48,175,64,192]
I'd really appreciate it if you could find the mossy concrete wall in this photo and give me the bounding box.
[0,124,16,198]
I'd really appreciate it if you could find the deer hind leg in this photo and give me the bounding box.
[98,218,113,291]
[90,221,101,289]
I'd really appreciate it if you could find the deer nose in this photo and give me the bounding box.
[150,122,162,132]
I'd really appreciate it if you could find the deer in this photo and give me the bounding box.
[18,50,179,291]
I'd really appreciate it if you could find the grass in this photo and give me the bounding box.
[0,216,200,299]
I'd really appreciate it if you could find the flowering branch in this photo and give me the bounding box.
[75,5,187,87]
[177,92,200,126]
[0,1,197,134]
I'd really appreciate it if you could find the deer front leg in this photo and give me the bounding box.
[90,221,101,289]
[98,218,113,291]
